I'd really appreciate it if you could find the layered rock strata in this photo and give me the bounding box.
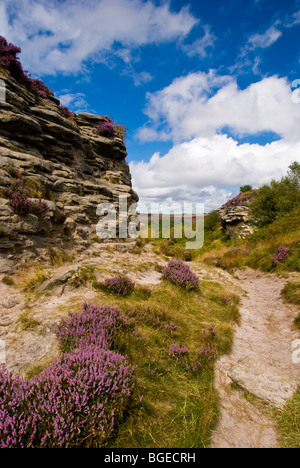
[0,68,138,272]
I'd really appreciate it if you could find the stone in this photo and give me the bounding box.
[228,356,298,408]
[0,67,138,265]
[2,297,20,309]
[37,265,81,292]
[218,205,255,239]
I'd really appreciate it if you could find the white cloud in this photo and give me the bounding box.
[131,135,300,211]
[247,26,282,49]
[182,25,216,58]
[133,70,300,210]
[137,71,300,143]
[56,91,91,113]
[1,0,198,76]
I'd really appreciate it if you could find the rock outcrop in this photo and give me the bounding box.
[0,68,138,272]
[218,193,256,239]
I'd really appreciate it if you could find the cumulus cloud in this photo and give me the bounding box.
[136,71,300,142]
[133,70,300,211]
[0,0,198,75]
[131,135,300,212]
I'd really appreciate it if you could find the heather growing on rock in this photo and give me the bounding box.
[162,260,200,290]
[5,179,49,217]
[94,121,116,138]
[0,36,51,99]
[0,36,28,83]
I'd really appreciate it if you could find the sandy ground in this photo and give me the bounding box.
[211,269,300,448]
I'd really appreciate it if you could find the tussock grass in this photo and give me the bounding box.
[277,391,300,448]
[22,268,50,294]
[282,282,300,329]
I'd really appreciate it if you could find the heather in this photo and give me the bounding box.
[103,275,135,296]
[0,303,137,448]
[93,116,128,141]
[98,277,238,448]
[0,347,136,448]
[271,246,290,267]
[162,259,199,291]
[55,302,133,353]
[4,179,49,217]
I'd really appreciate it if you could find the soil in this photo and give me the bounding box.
[211,268,300,448]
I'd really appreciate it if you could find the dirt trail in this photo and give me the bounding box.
[211,269,300,448]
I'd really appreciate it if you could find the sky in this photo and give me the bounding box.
[1,0,300,212]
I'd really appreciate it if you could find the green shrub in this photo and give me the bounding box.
[240,185,253,193]
[250,162,300,228]
[1,275,14,286]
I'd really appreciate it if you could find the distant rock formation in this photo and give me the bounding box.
[0,68,138,273]
[218,192,256,239]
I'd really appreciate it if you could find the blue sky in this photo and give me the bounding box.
[1,0,300,211]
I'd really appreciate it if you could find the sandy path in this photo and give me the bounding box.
[211,269,300,448]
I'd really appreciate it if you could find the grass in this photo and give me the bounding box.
[281,282,300,329]
[277,390,300,448]
[48,247,74,267]
[88,275,240,448]
[195,210,300,274]
[22,268,51,294]
[18,312,41,331]
[1,275,15,286]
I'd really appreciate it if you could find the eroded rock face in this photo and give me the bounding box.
[0,68,139,268]
[218,204,255,239]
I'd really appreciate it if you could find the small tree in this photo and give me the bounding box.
[240,185,253,193]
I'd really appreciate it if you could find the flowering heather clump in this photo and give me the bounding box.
[59,105,74,119]
[222,192,256,208]
[0,36,51,100]
[167,341,217,374]
[94,121,116,138]
[55,302,132,353]
[0,366,35,448]
[168,343,190,362]
[271,247,290,266]
[203,325,217,341]
[30,79,51,100]
[0,36,28,83]
[0,347,136,448]
[104,276,135,297]
[162,260,200,291]
[5,179,49,217]
[195,345,218,369]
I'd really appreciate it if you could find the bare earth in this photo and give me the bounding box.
[211,269,300,449]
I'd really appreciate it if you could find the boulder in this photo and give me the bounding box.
[228,357,298,408]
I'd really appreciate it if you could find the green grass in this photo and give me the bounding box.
[277,390,300,448]
[1,275,15,286]
[89,277,240,448]
[196,210,300,274]
[282,282,300,329]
